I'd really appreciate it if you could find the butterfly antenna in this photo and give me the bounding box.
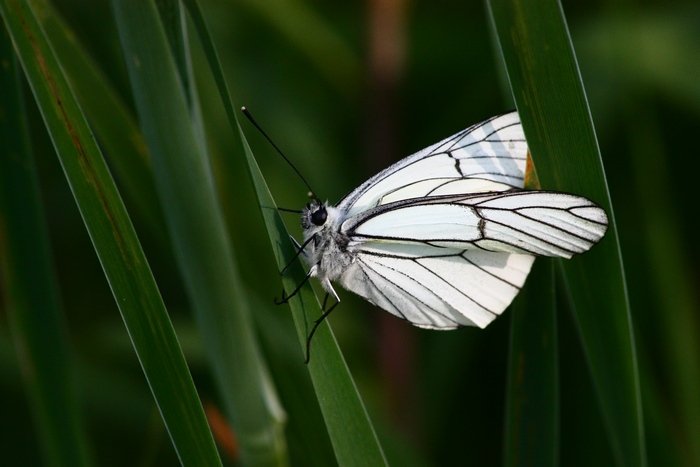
[278,207,302,214]
[242,107,320,203]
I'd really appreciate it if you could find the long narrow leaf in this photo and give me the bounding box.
[0,2,221,464]
[625,102,700,466]
[242,130,387,466]
[28,0,166,242]
[488,1,645,466]
[504,259,558,466]
[0,26,91,467]
[181,1,388,464]
[110,1,288,464]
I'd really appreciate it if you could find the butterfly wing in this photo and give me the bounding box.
[339,246,535,329]
[336,190,607,328]
[336,111,527,218]
[307,111,607,329]
[344,190,608,259]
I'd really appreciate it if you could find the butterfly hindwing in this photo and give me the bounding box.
[339,247,535,329]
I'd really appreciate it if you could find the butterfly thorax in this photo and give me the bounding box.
[301,202,354,282]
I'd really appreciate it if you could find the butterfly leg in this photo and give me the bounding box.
[304,295,340,364]
[279,235,314,276]
[274,266,314,305]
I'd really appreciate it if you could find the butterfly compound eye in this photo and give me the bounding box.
[311,207,327,226]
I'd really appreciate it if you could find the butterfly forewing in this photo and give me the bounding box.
[337,111,527,218]
[378,178,514,205]
[343,191,608,258]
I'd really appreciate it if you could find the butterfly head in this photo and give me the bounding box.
[301,201,328,230]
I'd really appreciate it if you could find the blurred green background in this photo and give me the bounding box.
[1,0,699,465]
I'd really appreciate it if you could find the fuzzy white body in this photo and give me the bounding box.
[301,205,354,302]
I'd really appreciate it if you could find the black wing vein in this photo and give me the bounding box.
[460,252,523,290]
[356,256,462,327]
[411,258,498,316]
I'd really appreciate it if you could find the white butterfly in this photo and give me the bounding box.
[278,111,608,361]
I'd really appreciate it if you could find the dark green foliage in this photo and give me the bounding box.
[0,0,697,465]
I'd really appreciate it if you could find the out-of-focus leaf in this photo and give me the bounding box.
[625,102,700,466]
[110,0,288,464]
[0,25,91,467]
[488,0,644,465]
[504,259,558,466]
[0,1,220,464]
[28,0,166,241]
[238,0,361,100]
[180,1,387,463]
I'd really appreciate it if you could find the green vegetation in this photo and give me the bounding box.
[0,0,697,465]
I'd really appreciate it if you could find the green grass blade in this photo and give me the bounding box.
[504,259,558,466]
[241,129,387,466]
[0,2,221,465]
[0,27,91,467]
[252,298,336,465]
[488,1,645,465]
[625,103,700,466]
[180,1,387,463]
[154,0,207,151]
[27,0,166,242]
[110,1,288,464]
